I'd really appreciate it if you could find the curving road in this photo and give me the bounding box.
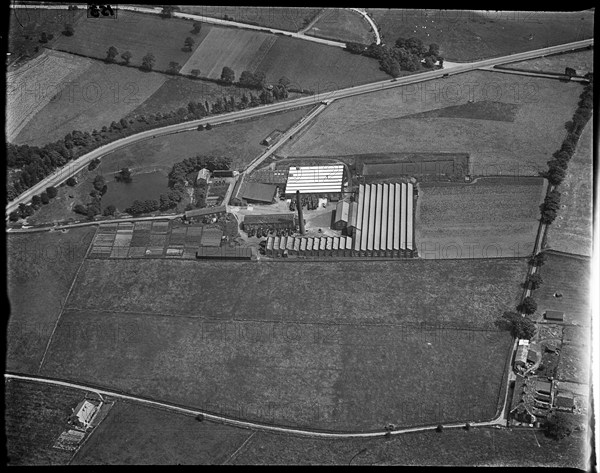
[6,38,593,215]
[4,372,504,438]
[349,8,382,45]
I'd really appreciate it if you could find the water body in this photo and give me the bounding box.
[101,171,170,211]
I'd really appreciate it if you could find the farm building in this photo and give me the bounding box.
[535,379,553,396]
[243,213,297,232]
[184,206,227,221]
[554,391,575,412]
[285,165,344,195]
[333,200,359,232]
[544,310,564,322]
[212,170,235,178]
[196,246,253,260]
[353,183,416,257]
[262,129,282,146]
[514,339,530,369]
[196,168,210,183]
[71,400,99,430]
[240,182,278,204]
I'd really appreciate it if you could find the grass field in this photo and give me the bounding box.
[4,379,86,465]
[280,71,582,177]
[545,121,593,256]
[39,258,525,430]
[415,177,546,259]
[503,49,593,75]
[96,107,310,172]
[368,9,594,62]
[255,35,389,92]
[558,326,591,385]
[180,27,276,78]
[52,10,204,73]
[533,252,591,327]
[73,401,251,465]
[7,227,95,373]
[232,427,588,467]
[13,56,168,146]
[178,6,322,32]
[306,8,375,44]
[7,49,92,142]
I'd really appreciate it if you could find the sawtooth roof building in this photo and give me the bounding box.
[285,165,344,195]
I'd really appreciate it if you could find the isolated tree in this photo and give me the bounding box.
[428,43,440,57]
[66,177,77,186]
[519,296,538,315]
[9,211,20,222]
[40,192,50,204]
[545,412,577,440]
[528,273,543,290]
[184,36,195,52]
[168,61,181,74]
[190,69,201,78]
[191,22,201,34]
[121,50,132,65]
[529,253,547,267]
[103,204,116,216]
[496,311,536,340]
[93,175,106,192]
[46,186,58,199]
[141,52,155,71]
[63,24,74,36]
[31,195,42,208]
[116,167,132,183]
[40,32,49,43]
[435,424,443,433]
[278,76,291,88]
[106,46,119,63]
[205,123,212,130]
[160,6,176,18]
[220,66,235,84]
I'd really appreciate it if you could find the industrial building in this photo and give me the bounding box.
[352,183,416,257]
[196,246,253,260]
[266,235,354,257]
[285,165,344,195]
[243,213,297,232]
[333,200,358,232]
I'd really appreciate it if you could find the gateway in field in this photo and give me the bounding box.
[285,165,344,195]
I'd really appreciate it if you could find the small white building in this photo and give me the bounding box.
[71,400,100,429]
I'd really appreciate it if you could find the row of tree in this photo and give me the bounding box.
[8,185,58,221]
[542,81,593,187]
[346,37,442,76]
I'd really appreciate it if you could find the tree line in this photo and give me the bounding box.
[345,37,442,77]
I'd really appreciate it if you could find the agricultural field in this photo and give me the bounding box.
[4,379,87,466]
[6,226,95,373]
[254,35,389,91]
[52,10,204,73]
[532,252,591,327]
[73,401,251,465]
[503,48,593,74]
[177,6,323,32]
[415,177,546,260]
[7,49,92,142]
[557,326,591,385]
[39,257,525,430]
[179,27,276,78]
[306,8,375,44]
[13,56,168,146]
[97,107,311,172]
[368,9,594,62]
[232,427,588,467]
[545,121,593,256]
[280,71,582,177]
[8,8,85,68]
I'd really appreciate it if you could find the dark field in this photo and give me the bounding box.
[5,379,85,466]
[7,227,95,373]
[73,401,252,465]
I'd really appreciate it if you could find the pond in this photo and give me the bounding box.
[101,171,170,211]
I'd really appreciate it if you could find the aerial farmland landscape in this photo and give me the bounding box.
[5,3,595,467]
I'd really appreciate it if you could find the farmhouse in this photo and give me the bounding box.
[353,183,416,257]
[544,310,565,322]
[196,168,211,184]
[184,206,227,221]
[262,129,282,146]
[71,400,99,430]
[285,165,344,195]
[514,339,530,369]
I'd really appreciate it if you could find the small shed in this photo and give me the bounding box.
[544,310,564,322]
[555,391,575,411]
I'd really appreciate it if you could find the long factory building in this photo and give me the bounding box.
[352,182,415,257]
[265,182,416,258]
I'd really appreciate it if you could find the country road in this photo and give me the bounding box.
[6,38,593,216]
[4,372,505,439]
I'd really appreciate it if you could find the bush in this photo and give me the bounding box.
[435,424,443,433]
